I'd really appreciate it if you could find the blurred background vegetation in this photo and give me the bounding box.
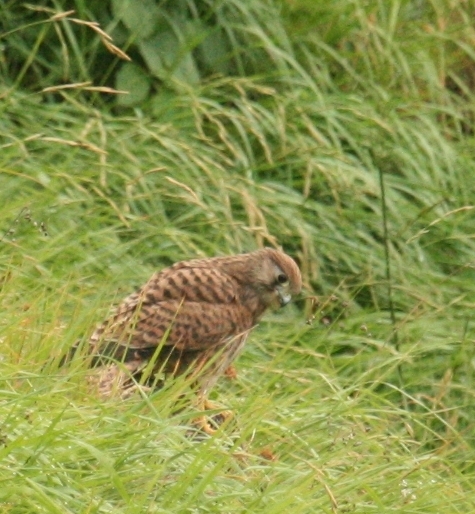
[1,0,475,512]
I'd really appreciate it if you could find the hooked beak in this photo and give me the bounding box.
[277,287,292,307]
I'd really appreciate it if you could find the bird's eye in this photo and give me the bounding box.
[276,273,288,284]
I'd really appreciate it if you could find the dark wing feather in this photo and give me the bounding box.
[88,266,248,355]
[122,265,238,305]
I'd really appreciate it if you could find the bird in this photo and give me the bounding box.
[76,248,302,433]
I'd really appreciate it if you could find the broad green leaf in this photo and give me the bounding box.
[139,31,200,85]
[116,62,151,106]
[112,0,160,39]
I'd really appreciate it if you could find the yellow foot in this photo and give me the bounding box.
[192,415,219,435]
[192,399,233,434]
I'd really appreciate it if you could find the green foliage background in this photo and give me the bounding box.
[1,0,475,512]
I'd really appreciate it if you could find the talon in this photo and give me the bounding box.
[204,400,233,425]
[203,400,233,423]
[193,415,218,435]
[192,398,233,434]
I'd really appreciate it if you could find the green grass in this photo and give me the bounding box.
[1,1,475,512]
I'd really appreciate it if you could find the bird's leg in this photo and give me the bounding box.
[203,399,233,423]
[204,399,234,434]
[192,395,233,434]
[192,394,216,434]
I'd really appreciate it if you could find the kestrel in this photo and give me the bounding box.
[75,248,301,432]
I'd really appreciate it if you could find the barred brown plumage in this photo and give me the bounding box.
[78,247,302,433]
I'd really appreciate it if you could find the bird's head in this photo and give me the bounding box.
[252,248,302,310]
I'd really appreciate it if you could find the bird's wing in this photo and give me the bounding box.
[136,265,239,304]
[89,300,251,353]
[88,266,249,355]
